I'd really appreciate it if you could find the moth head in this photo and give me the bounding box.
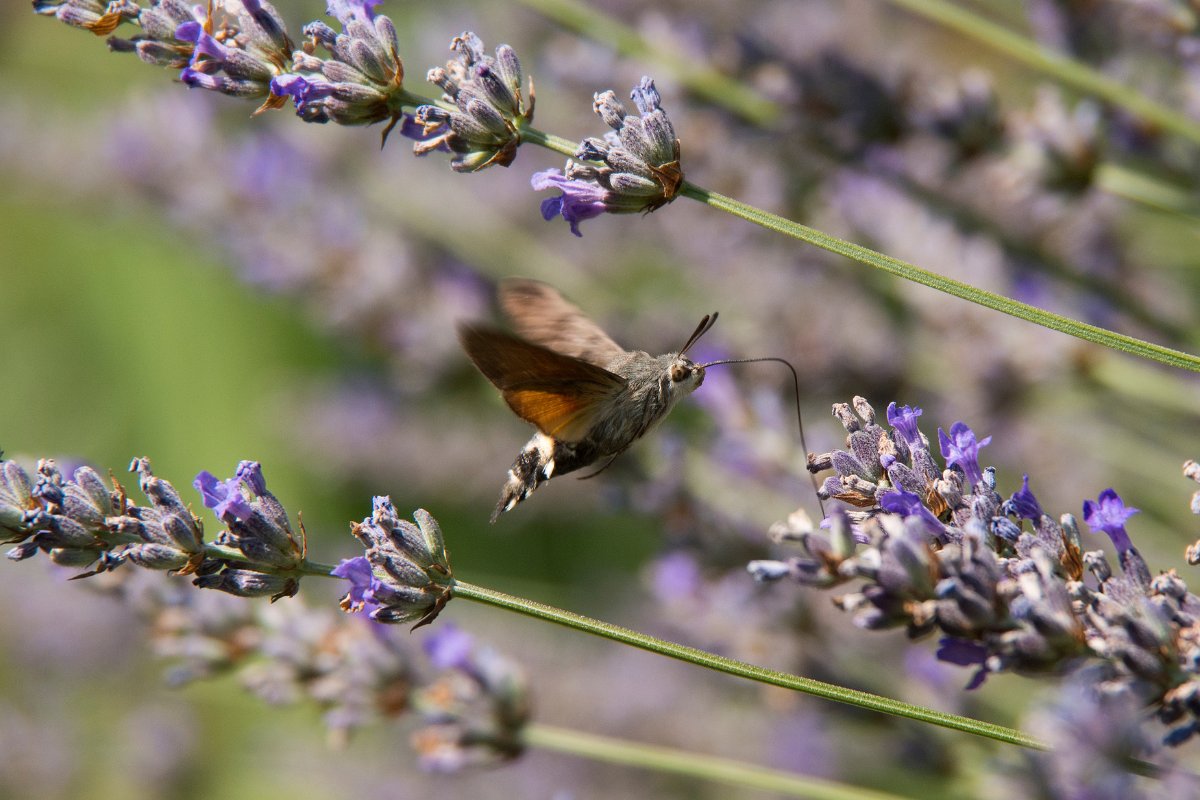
[668,356,705,391]
[666,310,719,394]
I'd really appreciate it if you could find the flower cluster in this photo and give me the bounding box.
[193,460,306,599]
[411,32,534,171]
[106,0,204,71]
[33,0,137,36]
[411,624,529,771]
[751,397,1200,745]
[2,453,456,625]
[91,567,527,763]
[533,77,683,236]
[4,457,205,578]
[274,1,413,132]
[996,669,1199,797]
[333,500,455,627]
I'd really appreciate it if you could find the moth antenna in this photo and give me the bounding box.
[678,311,719,358]
[695,356,826,518]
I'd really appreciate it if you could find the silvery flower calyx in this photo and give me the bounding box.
[533,77,683,236]
[411,32,534,172]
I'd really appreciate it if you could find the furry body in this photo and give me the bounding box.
[494,350,703,521]
[458,279,712,522]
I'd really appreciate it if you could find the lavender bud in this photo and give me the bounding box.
[194,568,297,599]
[0,460,34,535]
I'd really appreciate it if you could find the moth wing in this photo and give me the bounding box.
[458,324,626,442]
[498,278,626,367]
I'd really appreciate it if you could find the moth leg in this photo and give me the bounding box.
[576,454,620,480]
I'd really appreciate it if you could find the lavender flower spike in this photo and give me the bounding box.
[411,33,535,171]
[534,76,683,235]
[174,1,294,106]
[33,0,137,36]
[346,500,454,628]
[937,421,991,488]
[194,461,305,574]
[279,7,410,136]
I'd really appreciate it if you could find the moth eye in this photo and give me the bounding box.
[670,364,689,382]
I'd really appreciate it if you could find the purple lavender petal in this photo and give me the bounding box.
[192,470,253,523]
[332,556,381,615]
[325,0,382,23]
[880,490,948,542]
[886,401,923,446]
[530,169,609,237]
[937,421,991,487]
[936,637,990,690]
[1082,488,1139,554]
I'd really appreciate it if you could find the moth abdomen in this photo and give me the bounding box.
[491,432,602,522]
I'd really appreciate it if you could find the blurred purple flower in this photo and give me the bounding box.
[935,637,990,690]
[423,623,475,671]
[650,551,703,601]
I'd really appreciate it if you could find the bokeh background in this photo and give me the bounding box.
[2,0,1199,797]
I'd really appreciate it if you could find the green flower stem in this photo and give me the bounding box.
[879,0,1200,147]
[519,121,1200,370]
[451,579,1045,750]
[677,181,1200,373]
[523,723,911,800]
[511,0,779,127]
[516,124,582,158]
[1095,164,1200,221]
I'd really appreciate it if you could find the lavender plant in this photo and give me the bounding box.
[751,397,1200,756]
[28,0,1200,371]
[8,0,1200,796]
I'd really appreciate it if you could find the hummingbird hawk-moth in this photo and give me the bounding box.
[458,278,718,522]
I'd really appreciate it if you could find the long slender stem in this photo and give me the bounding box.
[880,0,1200,146]
[678,182,1200,373]
[516,0,1199,219]
[452,579,1045,750]
[1095,164,1200,221]
[518,119,1200,370]
[524,723,913,800]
